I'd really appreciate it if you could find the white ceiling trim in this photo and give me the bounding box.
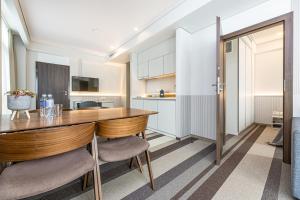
[28,41,108,62]
[28,39,108,57]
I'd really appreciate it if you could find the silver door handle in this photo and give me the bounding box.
[212,77,224,94]
[64,91,68,95]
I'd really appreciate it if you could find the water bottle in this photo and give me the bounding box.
[39,94,47,117]
[46,94,55,117]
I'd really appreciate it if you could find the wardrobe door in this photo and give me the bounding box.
[245,44,252,127]
[239,39,246,132]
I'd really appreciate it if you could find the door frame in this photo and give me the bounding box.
[221,12,293,163]
[216,16,225,165]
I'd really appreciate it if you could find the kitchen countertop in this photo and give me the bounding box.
[133,97,176,100]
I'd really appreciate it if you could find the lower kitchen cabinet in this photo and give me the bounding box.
[131,99,144,109]
[157,100,176,135]
[143,100,158,129]
[131,98,176,136]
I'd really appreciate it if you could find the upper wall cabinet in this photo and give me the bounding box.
[163,53,176,74]
[137,37,176,80]
[138,62,149,79]
[149,57,163,77]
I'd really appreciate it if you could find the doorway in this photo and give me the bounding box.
[216,13,293,164]
[36,62,70,109]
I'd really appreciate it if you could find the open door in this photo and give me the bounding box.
[215,16,225,165]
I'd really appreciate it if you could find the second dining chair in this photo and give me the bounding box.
[0,123,102,200]
[96,115,155,190]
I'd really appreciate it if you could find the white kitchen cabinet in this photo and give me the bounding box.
[163,53,176,74]
[143,100,158,129]
[131,99,144,109]
[149,57,163,78]
[158,100,176,135]
[136,37,176,80]
[137,62,144,79]
[131,98,176,136]
[138,62,149,79]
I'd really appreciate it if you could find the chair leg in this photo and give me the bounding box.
[145,150,155,190]
[129,157,134,169]
[91,135,102,200]
[136,155,143,174]
[82,173,89,191]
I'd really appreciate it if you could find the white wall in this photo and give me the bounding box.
[190,25,217,140]
[129,53,146,98]
[13,35,26,89]
[146,76,176,94]
[190,25,216,96]
[253,38,283,124]
[254,39,283,95]
[186,0,291,140]
[26,49,126,109]
[176,28,192,138]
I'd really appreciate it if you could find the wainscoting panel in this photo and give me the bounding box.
[176,95,191,138]
[191,95,216,140]
[254,95,283,124]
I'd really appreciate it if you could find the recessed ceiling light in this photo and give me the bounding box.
[92,28,99,32]
[133,27,139,32]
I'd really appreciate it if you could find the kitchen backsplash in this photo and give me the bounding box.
[146,76,176,94]
[70,95,122,109]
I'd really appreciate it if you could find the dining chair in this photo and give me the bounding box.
[96,115,155,190]
[0,123,102,200]
[29,108,73,113]
[77,101,101,109]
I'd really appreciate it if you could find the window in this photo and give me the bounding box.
[2,18,11,114]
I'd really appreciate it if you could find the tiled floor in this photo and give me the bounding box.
[27,126,293,200]
[73,126,294,200]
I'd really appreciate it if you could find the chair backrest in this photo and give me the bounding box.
[0,123,95,162]
[29,108,73,113]
[96,115,148,138]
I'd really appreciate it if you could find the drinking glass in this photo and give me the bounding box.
[55,104,63,116]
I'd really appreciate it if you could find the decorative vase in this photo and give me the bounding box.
[7,95,32,120]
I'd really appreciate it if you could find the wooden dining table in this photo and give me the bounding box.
[0,107,157,200]
[0,107,157,134]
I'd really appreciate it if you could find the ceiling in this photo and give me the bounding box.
[110,0,271,62]
[251,24,283,44]
[176,0,271,33]
[18,0,185,56]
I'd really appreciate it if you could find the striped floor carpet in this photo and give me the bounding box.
[27,126,294,200]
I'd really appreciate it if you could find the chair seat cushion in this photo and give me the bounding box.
[0,148,95,200]
[98,136,149,162]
